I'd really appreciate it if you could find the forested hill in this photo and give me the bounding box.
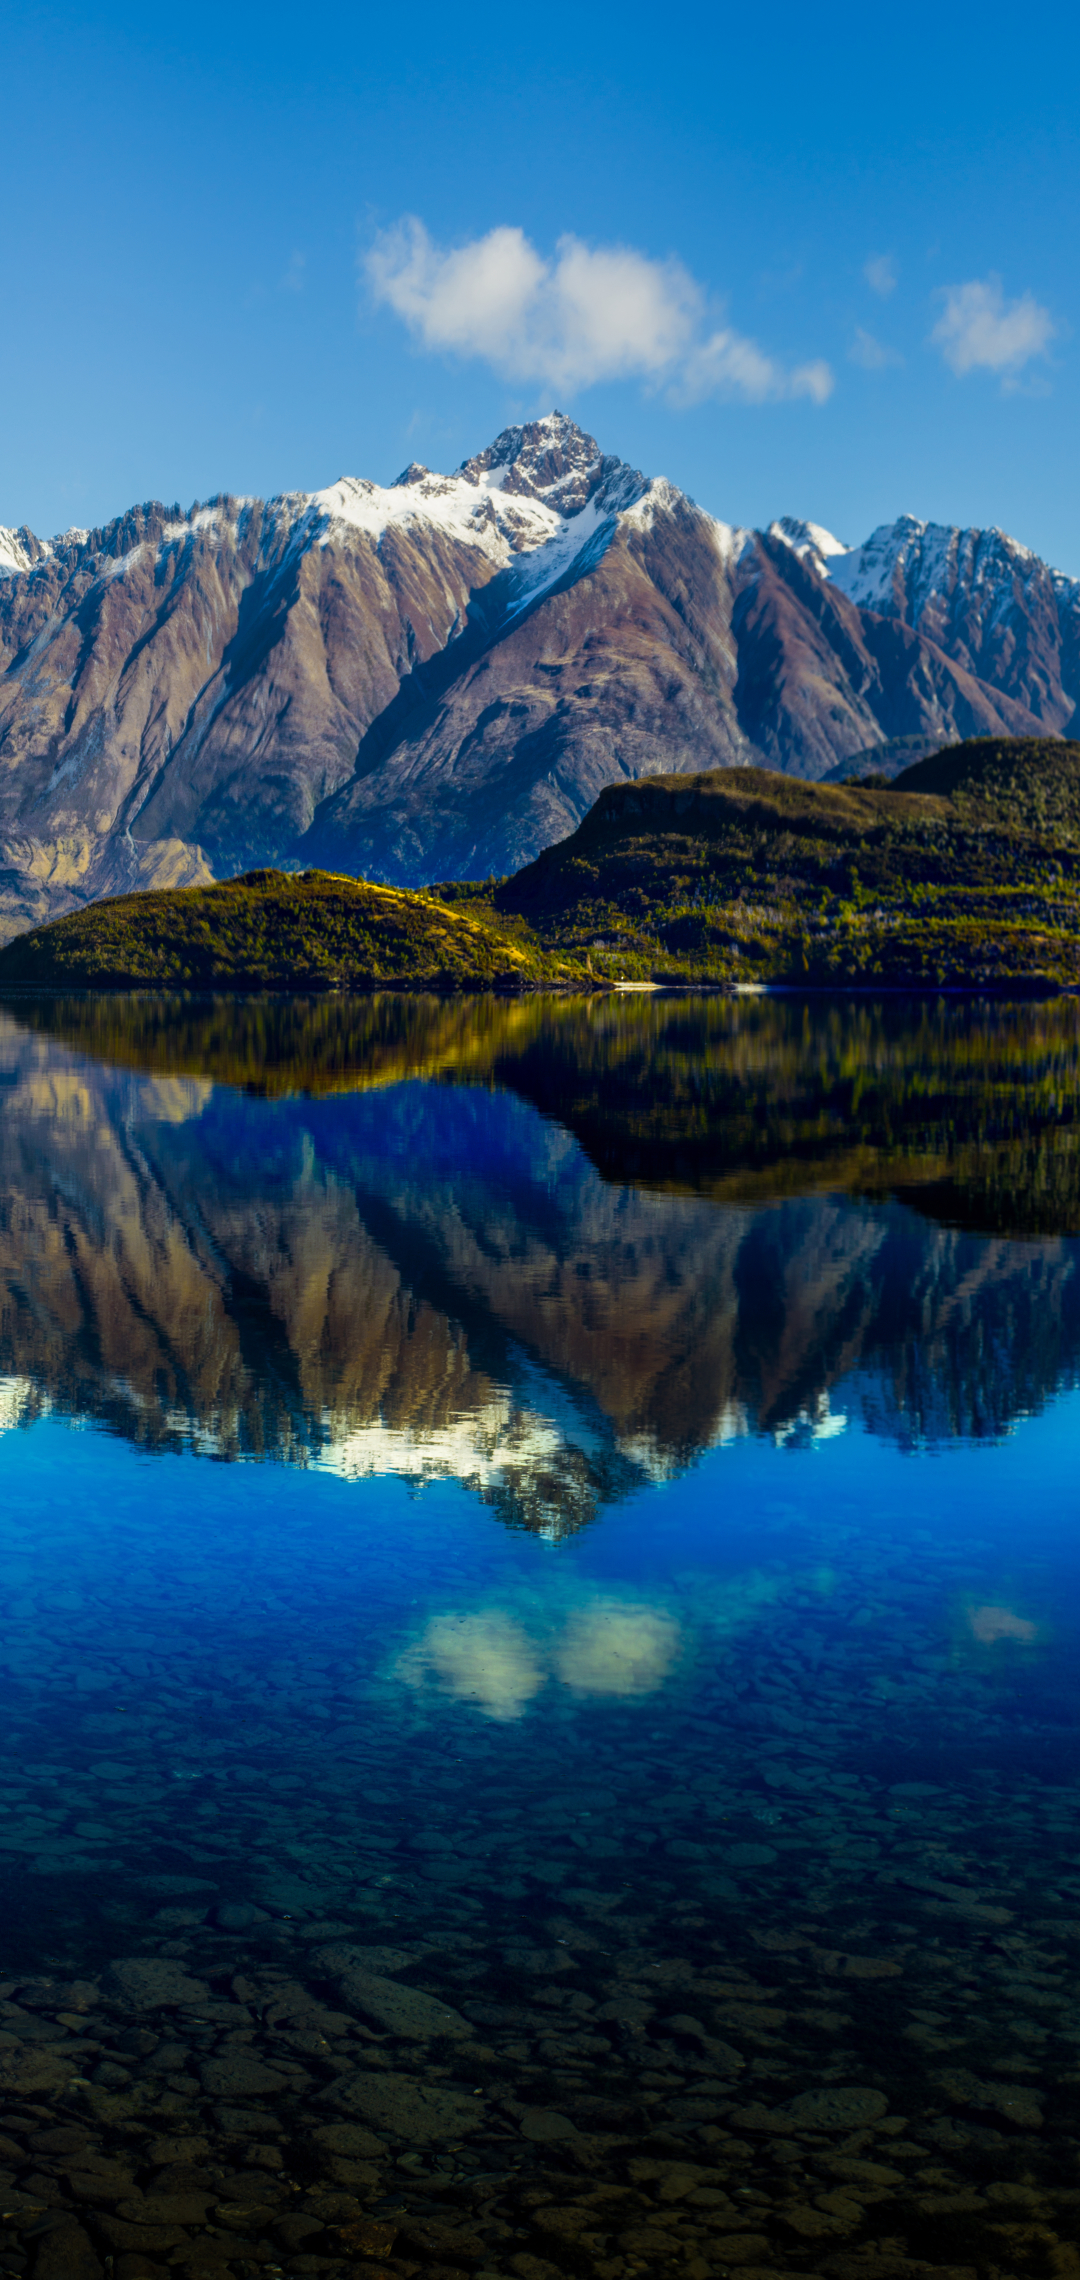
[489,738,1080,988]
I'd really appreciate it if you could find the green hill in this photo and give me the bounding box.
[492,738,1080,989]
[2,739,1080,994]
[0,869,558,992]
[892,735,1080,831]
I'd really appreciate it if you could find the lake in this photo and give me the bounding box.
[0,990,1078,2280]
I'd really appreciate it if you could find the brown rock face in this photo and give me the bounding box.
[302,487,751,881]
[0,413,1077,930]
[730,530,1055,778]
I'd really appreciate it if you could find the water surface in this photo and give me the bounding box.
[0,992,1078,2280]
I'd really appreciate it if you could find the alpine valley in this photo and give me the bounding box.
[1,411,1078,943]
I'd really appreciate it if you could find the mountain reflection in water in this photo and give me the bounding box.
[1,993,1079,1529]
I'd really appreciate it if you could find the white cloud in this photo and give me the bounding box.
[678,330,833,406]
[864,254,897,298]
[364,217,832,407]
[930,274,1055,380]
[849,326,903,371]
[280,250,306,294]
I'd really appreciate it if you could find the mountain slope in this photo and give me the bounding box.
[9,735,1080,994]
[1,413,1078,938]
[299,481,754,880]
[732,523,1063,778]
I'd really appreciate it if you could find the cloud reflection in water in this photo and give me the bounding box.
[553,1601,682,1696]
[966,1601,1040,1646]
[397,1612,547,1722]
[397,1597,683,1719]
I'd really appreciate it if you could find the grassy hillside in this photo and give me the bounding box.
[491,738,1080,989]
[3,739,1080,994]
[0,868,562,992]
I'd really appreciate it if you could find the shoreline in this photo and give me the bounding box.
[0,975,1074,1002]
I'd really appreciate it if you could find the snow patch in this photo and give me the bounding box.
[707,515,757,569]
[308,465,566,569]
[501,494,614,620]
[0,528,37,578]
[159,505,237,547]
[107,546,145,581]
[1052,567,1080,612]
[769,516,849,561]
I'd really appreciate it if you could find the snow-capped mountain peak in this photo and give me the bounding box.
[0,524,49,579]
[457,410,632,512]
[2,418,1078,955]
[822,513,1077,620]
[769,515,849,562]
[305,414,652,591]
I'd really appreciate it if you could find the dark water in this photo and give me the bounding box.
[1,992,1079,2280]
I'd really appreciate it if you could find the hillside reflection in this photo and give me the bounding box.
[10,987,1080,1232]
[1,994,1079,1528]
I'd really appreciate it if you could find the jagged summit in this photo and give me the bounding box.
[311,412,650,568]
[456,410,639,517]
[0,521,73,577]
[826,513,1045,620]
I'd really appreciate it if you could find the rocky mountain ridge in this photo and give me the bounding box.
[1,412,1077,938]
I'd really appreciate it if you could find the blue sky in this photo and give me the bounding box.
[5,0,1078,569]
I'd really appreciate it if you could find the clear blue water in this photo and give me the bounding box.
[0,994,1078,2278]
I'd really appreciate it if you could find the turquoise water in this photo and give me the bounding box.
[0,994,1079,2279]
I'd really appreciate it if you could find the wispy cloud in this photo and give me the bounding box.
[678,331,832,406]
[364,217,833,407]
[849,326,903,372]
[864,254,897,298]
[280,250,306,294]
[930,274,1055,383]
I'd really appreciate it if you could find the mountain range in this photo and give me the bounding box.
[2,411,1078,940]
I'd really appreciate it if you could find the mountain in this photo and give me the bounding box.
[1,412,1078,939]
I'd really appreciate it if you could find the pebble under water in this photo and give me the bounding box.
[0,991,1079,2280]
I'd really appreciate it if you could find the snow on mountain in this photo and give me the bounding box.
[824,513,1080,622]
[1,413,652,603]
[306,412,653,614]
[0,528,39,578]
[769,515,850,562]
[4,426,1076,648]
[308,462,566,565]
